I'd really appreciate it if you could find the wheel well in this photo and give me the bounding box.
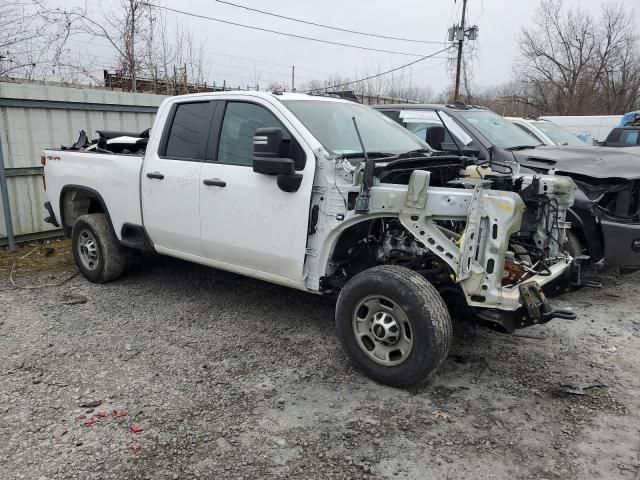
[331,219,376,263]
[60,188,107,236]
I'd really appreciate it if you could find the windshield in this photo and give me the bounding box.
[531,121,587,146]
[459,110,542,149]
[281,100,428,156]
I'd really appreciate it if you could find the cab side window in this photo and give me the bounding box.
[620,129,640,145]
[164,102,211,160]
[217,102,290,166]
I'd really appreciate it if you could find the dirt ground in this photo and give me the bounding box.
[1,240,639,480]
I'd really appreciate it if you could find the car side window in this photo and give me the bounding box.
[513,123,544,143]
[164,102,211,160]
[218,102,290,166]
[620,130,639,145]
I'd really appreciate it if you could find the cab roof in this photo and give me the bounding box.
[166,90,357,104]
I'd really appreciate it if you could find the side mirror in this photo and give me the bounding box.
[253,127,282,158]
[253,127,303,192]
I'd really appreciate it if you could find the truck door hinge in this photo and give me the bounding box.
[305,248,318,257]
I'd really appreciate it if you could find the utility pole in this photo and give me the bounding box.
[453,0,468,101]
[291,65,295,92]
[448,0,478,102]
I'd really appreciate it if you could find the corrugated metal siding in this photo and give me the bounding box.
[0,175,56,237]
[0,81,166,239]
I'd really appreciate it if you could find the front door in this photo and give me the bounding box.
[142,100,214,257]
[199,100,313,283]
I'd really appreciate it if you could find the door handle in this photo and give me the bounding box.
[203,178,226,187]
[146,171,165,180]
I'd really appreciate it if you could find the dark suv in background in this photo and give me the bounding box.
[603,126,640,147]
[375,102,640,271]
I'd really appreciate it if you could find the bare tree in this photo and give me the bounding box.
[0,0,77,79]
[516,0,640,115]
[73,0,157,91]
[592,2,640,113]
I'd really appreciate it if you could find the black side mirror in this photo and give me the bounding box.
[253,127,282,158]
[253,127,302,192]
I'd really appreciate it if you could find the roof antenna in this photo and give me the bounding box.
[352,116,373,214]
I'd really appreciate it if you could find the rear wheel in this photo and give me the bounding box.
[72,213,127,283]
[335,265,452,388]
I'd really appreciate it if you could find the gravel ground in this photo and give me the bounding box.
[1,242,640,479]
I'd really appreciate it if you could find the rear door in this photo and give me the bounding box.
[142,100,214,256]
[198,99,313,283]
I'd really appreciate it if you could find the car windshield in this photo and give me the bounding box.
[281,100,429,156]
[531,121,587,146]
[459,110,543,149]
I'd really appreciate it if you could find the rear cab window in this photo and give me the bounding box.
[162,101,212,160]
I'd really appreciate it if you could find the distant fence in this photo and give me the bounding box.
[103,70,258,95]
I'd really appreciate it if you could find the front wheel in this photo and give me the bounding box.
[335,265,452,388]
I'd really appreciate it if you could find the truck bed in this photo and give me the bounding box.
[44,149,144,239]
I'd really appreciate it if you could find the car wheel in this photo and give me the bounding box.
[335,265,452,388]
[72,213,127,283]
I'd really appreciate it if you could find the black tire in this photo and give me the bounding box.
[335,265,452,388]
[564,230,583,258]
[71,213,127,283]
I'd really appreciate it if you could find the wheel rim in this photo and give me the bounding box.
[352,295,414,366]
[77,229,99,271]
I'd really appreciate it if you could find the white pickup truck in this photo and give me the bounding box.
[42,91,578,387]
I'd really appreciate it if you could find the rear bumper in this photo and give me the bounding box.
[43,201,59,228]
[601,220,640,270]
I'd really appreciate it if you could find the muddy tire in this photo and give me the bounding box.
[564,230,583,259]
[71,213,127,283]
[335,265,452,388]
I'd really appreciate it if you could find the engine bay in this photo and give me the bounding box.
[323,154,577,331]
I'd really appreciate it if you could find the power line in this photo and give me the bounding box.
[303,45,454,92]
[143,4,426,57]
[212,0,447,45]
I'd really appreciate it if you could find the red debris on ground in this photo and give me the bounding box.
[83,416,96,427]
[112,409,128,418]
[129,442,143,454]
[129,423,143,434]
[96,411,108,418]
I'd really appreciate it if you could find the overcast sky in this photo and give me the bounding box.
[61,0,639,93]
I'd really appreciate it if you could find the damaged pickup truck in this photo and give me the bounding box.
[42,92,577,387]
[375,103,640,271]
